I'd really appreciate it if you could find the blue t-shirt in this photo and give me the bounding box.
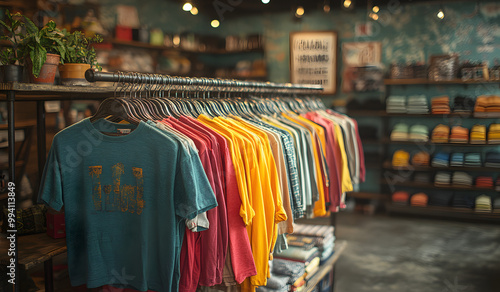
[39,118,217,291]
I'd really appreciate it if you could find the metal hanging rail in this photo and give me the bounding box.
[85,70,323,93]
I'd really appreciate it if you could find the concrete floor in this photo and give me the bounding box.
[333,212,500,292]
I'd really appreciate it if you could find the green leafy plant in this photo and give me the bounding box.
[0,10,24,64]
[61,31,102,70]
[19,18,66,77]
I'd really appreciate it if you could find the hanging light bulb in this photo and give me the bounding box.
[295,6,305,18]
[324,4,331,13]
[372,6,379,13]
[343,0,352,8]
[211,19,220,28]
[182,2,193,11]
[437,9,445,19]
[262,0,270,4]
[190,6,198,15]
[369,12,379,20]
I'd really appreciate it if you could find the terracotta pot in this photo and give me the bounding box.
[58,63,91,86]
[0,65,24,82]
[27,53,60,84]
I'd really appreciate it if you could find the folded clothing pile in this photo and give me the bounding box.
[431,96,450,114]
[470,125,487,144]
[494,198,500,213]
[407,95,429,114]
[429,191,453,206]
[431,124,450,143]
[414,173,432,184]
[256,273,291,292]
[450,153,464,167]
[453,96,475,113]
[392,191,410,204]
[475,176,494,189]
[464,152,482,167]
[434,171,452,186]
[392,150,410,167]
[485,151,500,168]
[411,193,428,207]
[432,152,450,167]
[449,126,469,143]
[488,124,500,144]
[386,96,407,113]
[474,95,500,117]
[409,125,429,142]
[452,193,475,208]
[291,224,335,262]
[475,195,492,212]
[452,172,473,187]
[411,151,430,166]
[271,259,306,290]
[390,123,409,141]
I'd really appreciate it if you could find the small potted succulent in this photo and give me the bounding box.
[19,18,66,84]
[0,10,24,82]
[59,30,102,86]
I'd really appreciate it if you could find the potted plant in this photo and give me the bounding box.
[59,30,102,86]
[0,10,24,82]
[19,18,66,84]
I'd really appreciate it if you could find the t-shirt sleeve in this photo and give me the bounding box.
[38,142,64,211]
[174,149,218,220]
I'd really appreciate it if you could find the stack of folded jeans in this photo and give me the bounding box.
[272,259,306,287]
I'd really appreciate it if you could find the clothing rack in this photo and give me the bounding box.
[84,70,324,94]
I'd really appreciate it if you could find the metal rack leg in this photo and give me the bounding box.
[7,90,18,292]
[44,258,54,292]
[36,101,46,184]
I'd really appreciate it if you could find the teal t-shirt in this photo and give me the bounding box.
[39,118,217,291]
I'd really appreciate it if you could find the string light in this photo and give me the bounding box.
[369,12,379,20]
[211,19,220,28]
[182,2,192,11]
[190,7,198,15]
[262,0,270,4]
[437,9,445,19]
[372,6,379,13]
[324,4,331,13]
[343,0,352,8]
[295,6,305,17]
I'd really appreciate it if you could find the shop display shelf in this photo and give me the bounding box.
[384,78,500,85]
[382,161,500,172]
[382,180,499,192]
[386,203,500,222]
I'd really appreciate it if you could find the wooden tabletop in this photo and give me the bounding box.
[0,233,67,270]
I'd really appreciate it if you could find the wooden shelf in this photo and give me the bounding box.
[304,240,347,292]
[384,78,500,85]
[386,203,500,222]
[382,180,499,192]
[0,82,116,101]
[348,110,500,119]
[347,192,388,200]
[382,161,500,172]
[385,139,499,147]
[0,1,29,8]
[0,120,36,130]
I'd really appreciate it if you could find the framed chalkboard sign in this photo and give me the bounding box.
[290,31,338,95]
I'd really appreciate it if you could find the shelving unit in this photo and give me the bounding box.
[384,78,500,85]
[386,203,500,222]
[382,161,500,172]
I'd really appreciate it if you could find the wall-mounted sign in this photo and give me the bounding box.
[290,31,338,95]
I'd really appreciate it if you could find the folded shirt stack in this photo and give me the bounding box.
[470,124,487,144]
[452,171,473,187]
[409,125,429,142]
[272,259,306,289]
[432,152,450,167]
[464,152,482,167]
[485,151,500,168]
[392,150,410,167]
[392,191,410,204]
[407,95,429,114]
[493,198,500,213]
[449,126,469,143]
[256,274,291,292]
[474,95,488,113]
[414,173,432,184]
[431,95,451,114]
[411,193,428,207]
[386,95,407,113]
[434,171,452,186]
[274,246,319,266]
[411,151,430,166]
[453,96,475,113]
[390,123,409,141]
[475,176,494,189]
[452,193,475,209]
[429,191,453,206]
[291,224,335,262]
[474,96,500,117]
[475,195,492,212]
[450,153,465,167]
[488,124,500,144]
[431,124,450,143]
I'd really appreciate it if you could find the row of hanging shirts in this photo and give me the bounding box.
[39,87,365,292]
